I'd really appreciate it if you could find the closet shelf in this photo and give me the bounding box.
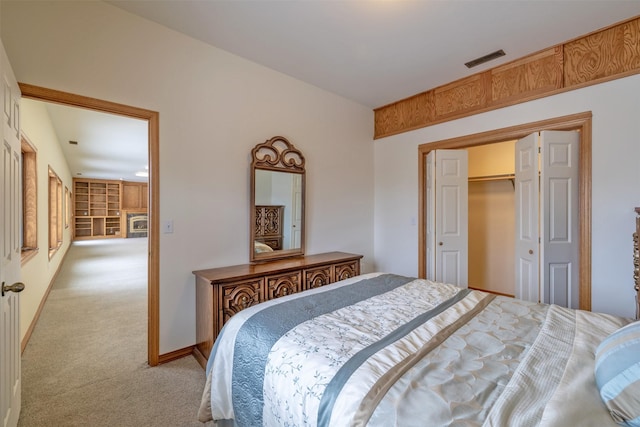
[468,174,515,182]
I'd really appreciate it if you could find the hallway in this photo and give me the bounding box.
[18,238,209,426]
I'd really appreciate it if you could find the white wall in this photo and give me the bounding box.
[1,1,374,354]
[375,75,640,319]
[19,99,73,340]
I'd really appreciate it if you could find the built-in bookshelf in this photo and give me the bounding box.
[73,178,149,240]
[73,179,122,239]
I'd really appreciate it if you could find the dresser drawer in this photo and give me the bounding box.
[334,260,360,282]
[218,278,264,325]
[266,272,302,300]
[303,266,332,290]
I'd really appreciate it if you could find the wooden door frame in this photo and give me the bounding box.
[418,112,592,311]
[19,83,161,366]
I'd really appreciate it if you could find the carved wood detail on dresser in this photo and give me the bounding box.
[192,251,363,368]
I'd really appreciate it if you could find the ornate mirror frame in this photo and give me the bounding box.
[250,136,305,262]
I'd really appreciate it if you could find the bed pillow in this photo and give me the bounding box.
[595,321,640,426]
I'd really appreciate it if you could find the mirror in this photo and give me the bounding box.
[250,136,305,262]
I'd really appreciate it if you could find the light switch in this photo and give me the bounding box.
[163,220,174,233]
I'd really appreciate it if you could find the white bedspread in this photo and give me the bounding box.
[198,273,631,426]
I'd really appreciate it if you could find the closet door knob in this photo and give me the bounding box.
[529,249,534,255]
[438,242,443,246]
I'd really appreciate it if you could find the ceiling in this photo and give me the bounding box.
[37,0,640,182]
[108,0,640,108]
[31,100,149,183]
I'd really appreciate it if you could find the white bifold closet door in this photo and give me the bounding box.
[425,149,468,288]
[515,131,579,308]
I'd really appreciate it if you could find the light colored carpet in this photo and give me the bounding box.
[19,238,212,427]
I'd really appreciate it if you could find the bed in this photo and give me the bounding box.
[198,272,639,426]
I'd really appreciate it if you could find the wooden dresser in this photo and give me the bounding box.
[192,251,363,368]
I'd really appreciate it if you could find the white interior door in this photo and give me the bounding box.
[515,131,578,307]
[540,130,579,308]
[1,43,22,427]
[425,151,436,281]
[514,133,539,302]
[426,149,468,287]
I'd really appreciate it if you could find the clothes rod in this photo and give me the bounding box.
[468,174,515,182]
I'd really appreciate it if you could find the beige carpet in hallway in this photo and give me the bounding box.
[19,238,212,427]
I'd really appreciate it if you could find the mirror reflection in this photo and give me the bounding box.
[254,170,302,253]
[250,136,305,262]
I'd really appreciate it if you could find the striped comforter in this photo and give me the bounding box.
[198,273,630,426]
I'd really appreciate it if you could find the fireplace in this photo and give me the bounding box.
[126,212,148,238]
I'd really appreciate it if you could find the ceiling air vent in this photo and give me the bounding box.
[69,140,78,145]
[464,49,506,69]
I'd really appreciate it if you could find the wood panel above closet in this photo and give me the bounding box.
[374,16,640,139]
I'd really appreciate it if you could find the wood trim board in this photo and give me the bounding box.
[19,83,162,366]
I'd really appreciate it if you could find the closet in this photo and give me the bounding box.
[467,141,515,296]
[426,131,579,308]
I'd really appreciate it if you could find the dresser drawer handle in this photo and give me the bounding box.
[240,296,251,309]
